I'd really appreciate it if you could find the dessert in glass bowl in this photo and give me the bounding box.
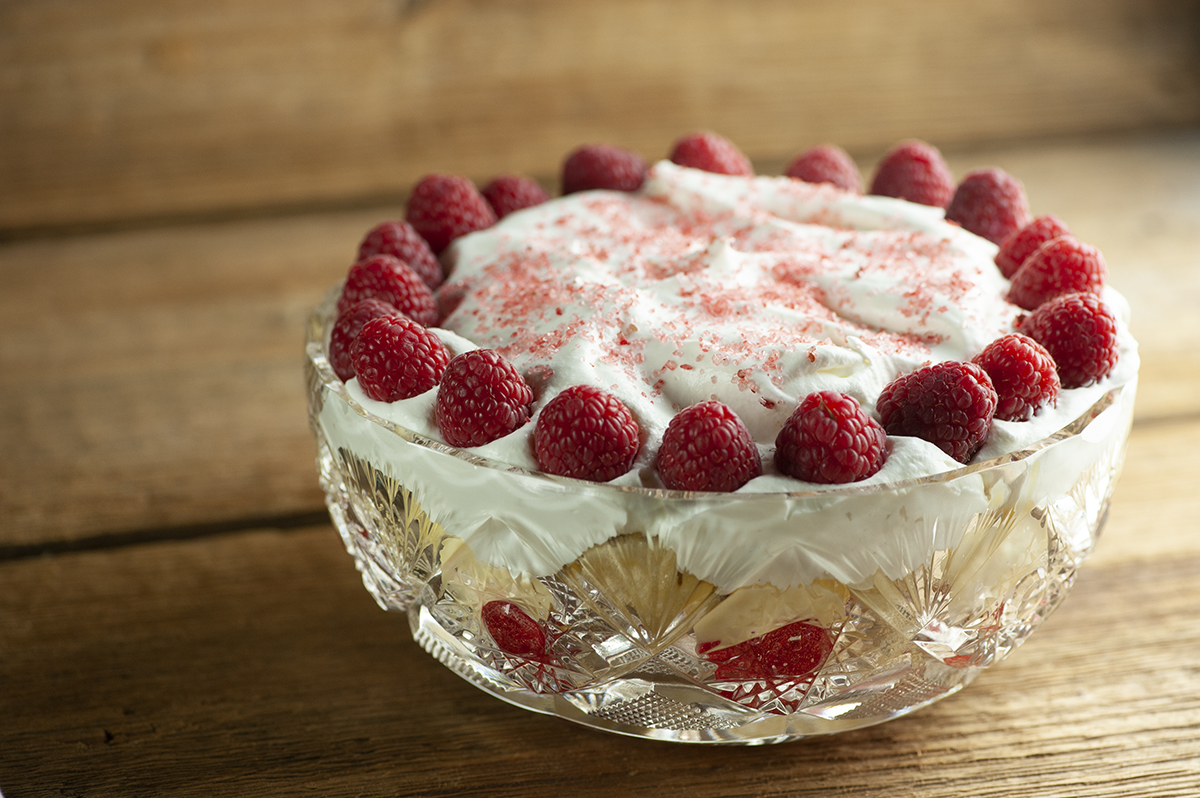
[305,135,1138,743]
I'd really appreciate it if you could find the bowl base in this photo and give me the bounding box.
[410,603,974,744]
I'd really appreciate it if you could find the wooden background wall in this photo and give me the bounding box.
[3,0,1200,235]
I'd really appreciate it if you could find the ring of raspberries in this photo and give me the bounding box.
[325,133,1124,490]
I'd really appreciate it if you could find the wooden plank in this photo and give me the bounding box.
[3,508,1200,796]
[1095,417,1200,568]
[3,133,1199,548]
[0,208,394,547]
[3,0,1200,231]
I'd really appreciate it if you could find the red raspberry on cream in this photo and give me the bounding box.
[996,215,1072,279]
[774,391,887,484]
[357,220,443,289]
[482,175,550,219]
[656,401,762,492]
[869,140,955,208]
[337,255,438,325]
[1021,292,1120,389]
[877,362,998,464]
[562,144,648,194]
[946,168,1032,245]
[406,174,497,255]
[785,145,862,193]
[329,298,401,383]
[972,333,1060,422]
[350,315,450,402]
[669,132,753,176]
[435,349,534,448]
[533,385,641,483]
[1007,235,1107,311]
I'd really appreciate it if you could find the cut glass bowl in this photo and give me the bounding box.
[305,290,1135,744]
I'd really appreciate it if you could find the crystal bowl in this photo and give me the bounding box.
[305,290,1135,744]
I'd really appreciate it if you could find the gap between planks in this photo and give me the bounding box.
[3,410,1197,565]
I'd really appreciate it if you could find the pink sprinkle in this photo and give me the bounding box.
[442,183,982,403]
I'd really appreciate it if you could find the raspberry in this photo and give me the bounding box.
[434,281,467,323]
[1020,292,1119,389]
[774,391,887,484]
[876,361,997,463]
[656,401,762,492]
[350,315,450,402]
[405,174,497,255]
[868,140,955,208]
[435,349,534,448]
[668,132,753,176]
[337,255,438,325]
[533,385,641,482]
[356,220,443,289]
[995,215,1071,279]
[699,620,833,681]
[328,298,401,382]
[784,144,862,193]
[481,601,547,659]
[1007,235,1107,311]
[945,168,1032,245]
[481,174,549,219]
[561,144,648,194]
[971,334,1060,422]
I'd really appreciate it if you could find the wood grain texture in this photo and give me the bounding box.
[2,513,1199,797]
[2,132,1199,549]
[1099,418,1200,568]
[0,209,385,548]
[3,0,1200,231]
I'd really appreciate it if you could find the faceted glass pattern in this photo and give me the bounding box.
[305,299,1134,744]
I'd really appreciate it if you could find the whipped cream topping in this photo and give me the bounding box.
[317,160,1139,591]
[348,161,1136,488]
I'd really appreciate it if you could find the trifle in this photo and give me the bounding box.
[305,134,1138,743]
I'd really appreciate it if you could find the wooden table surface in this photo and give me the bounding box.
[3,131,1200,797]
